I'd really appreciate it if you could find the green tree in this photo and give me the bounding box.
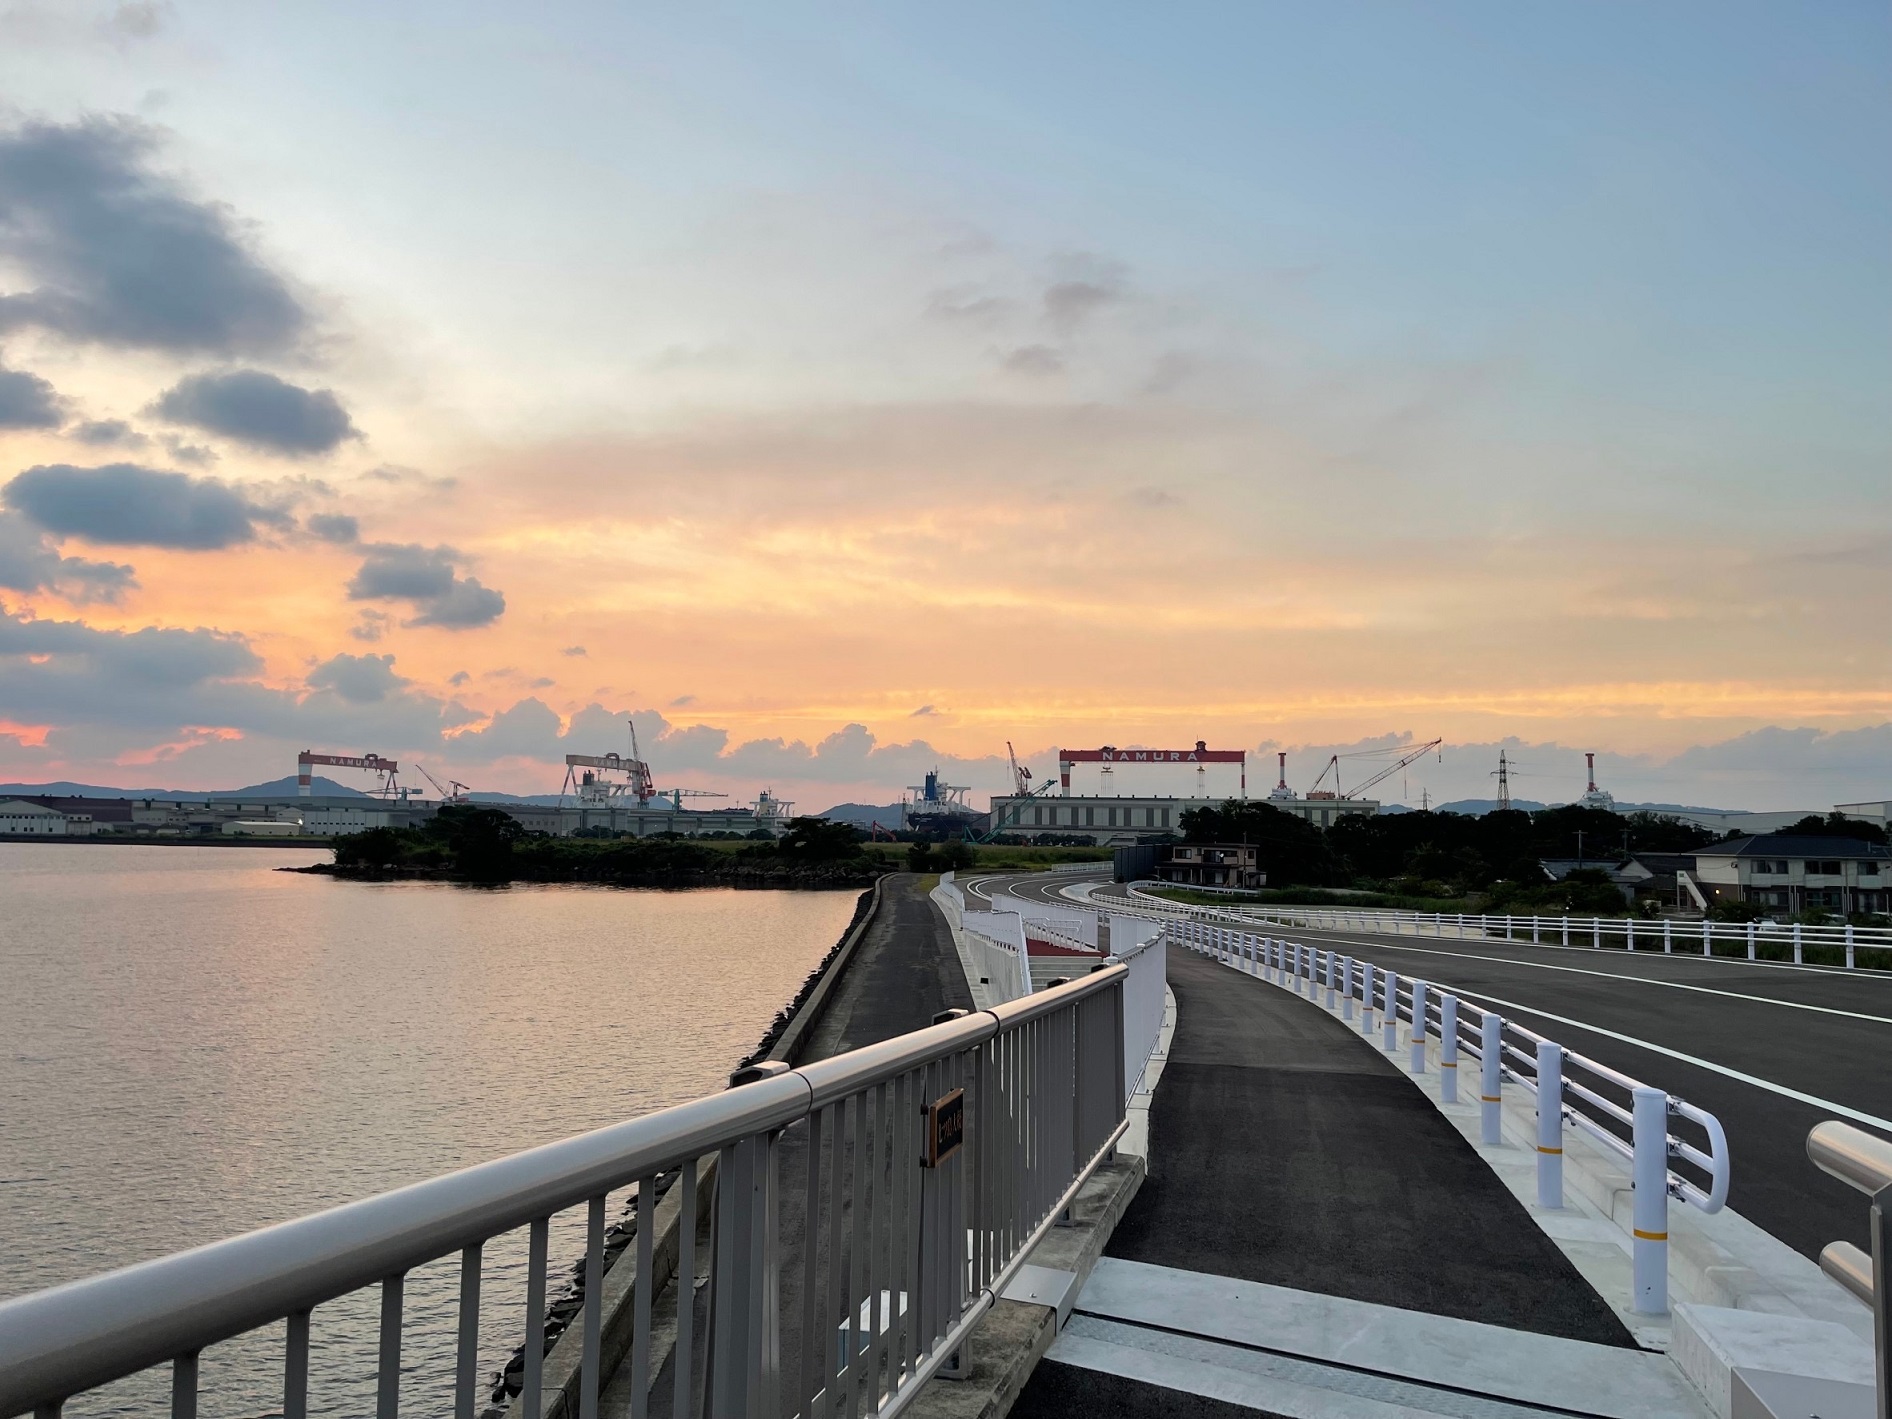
[1180,801,1338,887]
[774,816,866,861]
[425,804,526,878]
[332,826,406,870]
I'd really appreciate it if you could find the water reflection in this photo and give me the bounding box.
[0,843,858,1416]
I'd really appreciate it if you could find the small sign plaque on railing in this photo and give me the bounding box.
[923,1088,964,1167]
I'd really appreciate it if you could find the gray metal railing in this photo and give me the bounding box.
[1808,1121,1890,1419]
[1129,885,1892,970]
[0,969,1130,1419]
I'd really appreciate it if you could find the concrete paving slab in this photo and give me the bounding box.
[1072,1258,1709,1419]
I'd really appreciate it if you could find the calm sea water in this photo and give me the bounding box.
[0,843,860,1416]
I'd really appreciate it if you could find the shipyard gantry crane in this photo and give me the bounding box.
[297,750,401,798]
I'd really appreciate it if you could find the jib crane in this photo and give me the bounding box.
[1306,739,1443,801]
[414,763,471,804]
[972,742,1057,843]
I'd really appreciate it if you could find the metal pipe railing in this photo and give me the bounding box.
[0,968,1134,1419]
[1807,1122,1891,1419]
[1168,919,1730,1315]
[1126,886,1892,971]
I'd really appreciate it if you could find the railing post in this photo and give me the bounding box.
[1325,950,1336,1009]
[1847,924,1856,970]
[1794,922,1803,965]
[1533,915,1541,944]
[1748,921,1757,960]
[1480,1013,1502,1145]
[1341,957,1354,1021]
[1627,918,1635,952]
[1703,919,1711,957]
[1296,944,1306,995]
[1440,995,1459,1103]
[1664,919,1672,954]
[1381,971,1399,1052]
[1537,1041,1564,1209]
[1632,1087,1670,1315]
[1361,962,1376,1035]
[1409,980,1428,1074]
[1562,917,1570,947]
[1593,918,1601,950]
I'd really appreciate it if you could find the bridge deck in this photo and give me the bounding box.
[1013,940,1635,1417]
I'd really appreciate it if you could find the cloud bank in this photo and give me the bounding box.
[3,463,290,549]
[346,543,506,629]
[0,118,310,355]
[151,369,359,456]
[0,361,64,428]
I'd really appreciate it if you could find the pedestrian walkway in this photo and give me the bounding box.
[1012,943,1653,1418]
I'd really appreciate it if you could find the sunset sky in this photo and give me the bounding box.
[2,2,1888,811]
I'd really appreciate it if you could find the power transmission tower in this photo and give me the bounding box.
[1493,751,1512,812]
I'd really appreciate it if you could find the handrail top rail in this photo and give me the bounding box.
[0,968,1126,1418]
[1807,1120,1892,1197]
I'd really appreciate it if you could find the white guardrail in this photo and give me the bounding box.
[1127,885,1892,970]
[1167,917,1730,1317]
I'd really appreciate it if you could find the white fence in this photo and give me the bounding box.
[1129,888,1892,970]
[1167,917,1731,1316]
[960,910,1030,1002]
[1110,917,1167,1096]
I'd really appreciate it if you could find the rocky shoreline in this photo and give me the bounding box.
[482,881,880,1414]
[286,860,882,888]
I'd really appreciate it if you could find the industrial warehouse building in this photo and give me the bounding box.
[986,741,1379,845]
[0,800,94,836]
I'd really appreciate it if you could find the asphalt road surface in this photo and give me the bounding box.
[1009,872,1892,1261]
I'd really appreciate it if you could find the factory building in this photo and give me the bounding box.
[0,800,94,836]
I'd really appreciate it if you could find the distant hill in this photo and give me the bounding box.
[0,775,370,801]
[819,801,906,829]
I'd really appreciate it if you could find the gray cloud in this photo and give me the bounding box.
[439,703,1009,795]
[347,542,506,630]
[151,369,359,456]
[0,603,259,688]
[1042,256,1126,333]
[1002,344,1064,376]
[307,651,407,704]
[0,118,309,355]
[3,462,290,549]
[159,435,216,466]
[0,362,64,428]
[70,417,149,447]
[306,512,359,544]
[109,2,168,40]
[1043,281,1117,330]
[561,644,587,657]
[910,704,937,717]
[0,511,136,601]
[925,287,1013,325]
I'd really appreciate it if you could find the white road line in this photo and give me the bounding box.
[1446,986,1892,1137]
[1271,934,1892,1027]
